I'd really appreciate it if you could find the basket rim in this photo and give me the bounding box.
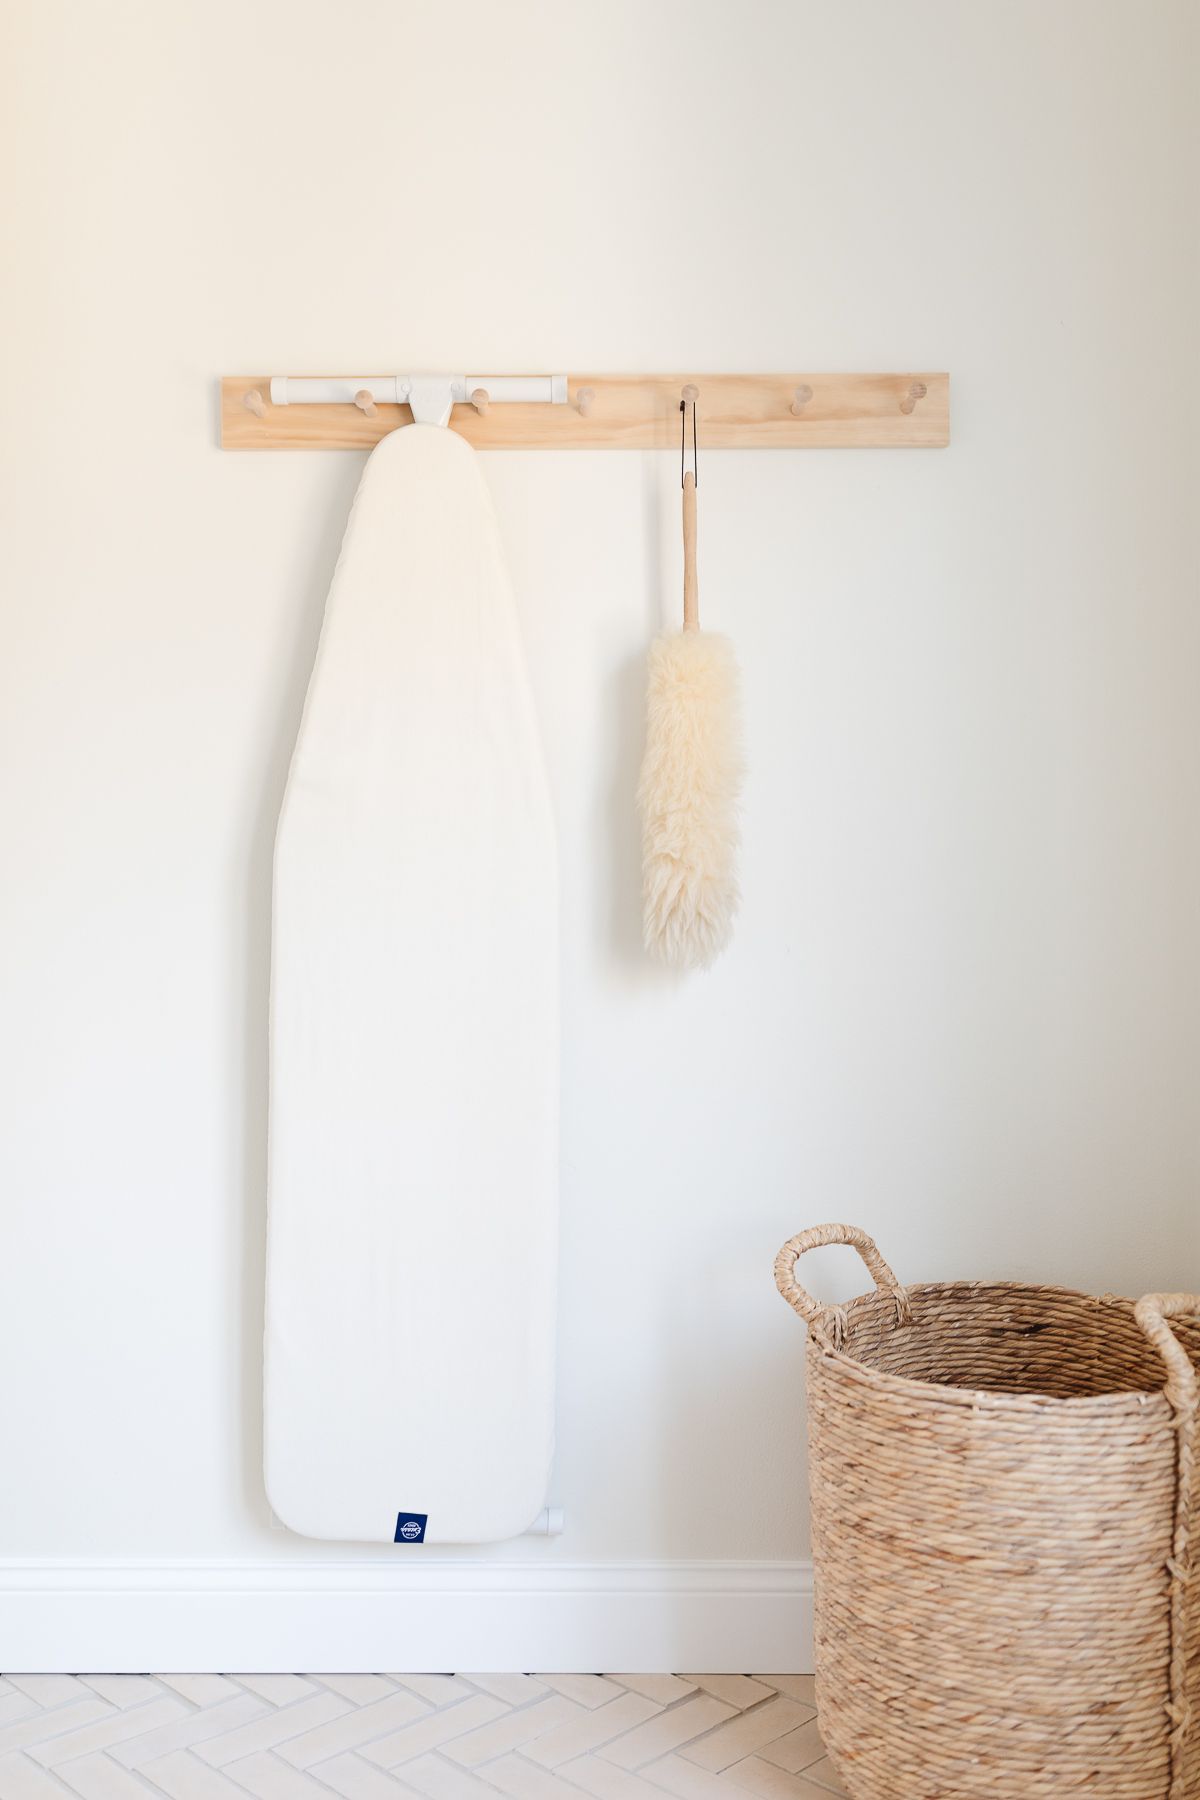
[811,1278,1178,1415]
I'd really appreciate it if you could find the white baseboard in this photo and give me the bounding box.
[0,1559,813,1674]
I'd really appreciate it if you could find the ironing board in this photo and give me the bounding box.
[264,424,558,1544]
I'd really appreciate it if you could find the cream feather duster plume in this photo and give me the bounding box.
[638,451,743,970]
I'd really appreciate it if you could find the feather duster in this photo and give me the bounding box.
[637,421,743,970]
[638,624,743,968]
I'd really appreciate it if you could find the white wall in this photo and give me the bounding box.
[1,0,1198,1661]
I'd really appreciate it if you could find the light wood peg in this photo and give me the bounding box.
[470,387,490,416]
[353,389,378,417]
[222,372,950,449]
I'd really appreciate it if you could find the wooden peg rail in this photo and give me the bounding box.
[220,373,950,450]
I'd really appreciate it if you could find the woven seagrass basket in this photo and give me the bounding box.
[775,1222,1200,1800]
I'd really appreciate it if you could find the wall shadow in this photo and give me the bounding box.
[604,460,681,980]
[235,460,361,1537]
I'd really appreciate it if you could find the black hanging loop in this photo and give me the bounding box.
[680,385,699,488]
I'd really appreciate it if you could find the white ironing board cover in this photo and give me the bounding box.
[265,424,558,1545]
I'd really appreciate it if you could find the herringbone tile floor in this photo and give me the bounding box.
[0,1673,843,1800]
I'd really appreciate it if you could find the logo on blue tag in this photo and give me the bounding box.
[394,1511,428,1544]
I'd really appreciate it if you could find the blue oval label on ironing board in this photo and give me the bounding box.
[394,1512,428,1544]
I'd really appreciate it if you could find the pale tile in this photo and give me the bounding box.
[749,1679,815,1707]
[3,1677,90,1710]
[681,1677,776,1711]
[399,1753,510,1799]
[53,1751,157,1798]
[78,1677,164,1709]
[442,1696,584,1767]
[556,1756,669,1800]
[0,1701,113,1758]
[0,1694,39,1730]
[480,1755,586,1800]
[110,1696,268,1768]
[604,1677,697,1705]
[597,1697,736,1771]
[0,1672,835,1800]
[524,1694,662,1767]
[223,1749,345,1798]
[681,1700,816,1773]
[648,1752,764,1797]
[534,1675,628,1710]
[388,1676,477,1708]
[196,1692,352,1767]
[29,1696,187,1766]
[359,1694,506,1768]
[156,1678,240,1709]
[754,1720,825,1775]
[795,1757,845,1795]
[230,1676,317,1707]
[314,1751,427,1798]
[311,1676,398,1706]
[0,1752,73,1799]
[139,1751,257,1798]
[273,1692,428,1768]
[727,1759,839,1800]
[458,1675,547,1705]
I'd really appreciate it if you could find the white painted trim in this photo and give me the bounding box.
[0,1559,813,1674]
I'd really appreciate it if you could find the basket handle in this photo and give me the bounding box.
[1134,1292,1200,1798]
[1135,1292,1200,1417]
[775,1222,911,1349]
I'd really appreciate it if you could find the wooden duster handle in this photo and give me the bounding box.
[682,471,699,631]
